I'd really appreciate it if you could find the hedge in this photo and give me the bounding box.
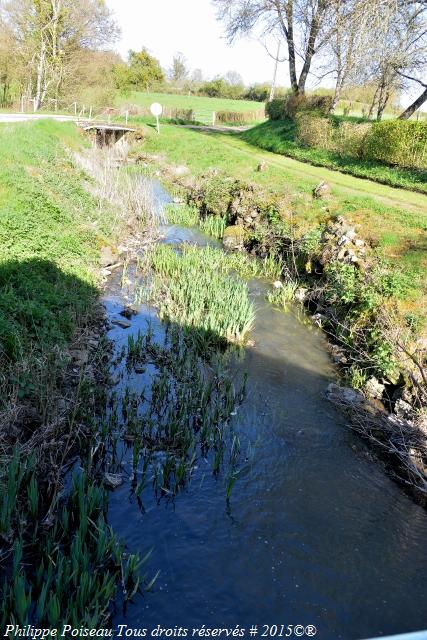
[364,120,427,170]
[266,95,333,120]
[295,116,427,170]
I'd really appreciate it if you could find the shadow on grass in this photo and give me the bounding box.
[0,258,98,366]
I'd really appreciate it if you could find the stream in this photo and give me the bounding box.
[102,182,427,640]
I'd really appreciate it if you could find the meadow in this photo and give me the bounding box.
[116,91,265,114]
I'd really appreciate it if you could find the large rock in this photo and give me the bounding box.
[100,245,119,267]
[326,383,365,405]
[223,225,245,250]
[313,181,331,199]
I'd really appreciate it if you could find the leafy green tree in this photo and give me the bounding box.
[126,48,164,91]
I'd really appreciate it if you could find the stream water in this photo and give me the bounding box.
[102,183,427,640]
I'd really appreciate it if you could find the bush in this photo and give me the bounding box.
[216,110,263,125]
[266,94,333,120]
[170,108,193,122]
[333,121,371,158]
[364,120,427,170]
[296,114,334,149]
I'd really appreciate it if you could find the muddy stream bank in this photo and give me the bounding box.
[101,182,427,640]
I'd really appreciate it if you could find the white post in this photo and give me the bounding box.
[212,111,216,126]
[74,101,77,115]
[89,106,93,120]
[20,96,24,113]
[33,98,37,112]
[125,110,129,125]
[156,114,160,134]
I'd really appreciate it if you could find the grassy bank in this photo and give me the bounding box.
[0,120,102,370]
[0,120,147,626]
[240,119,427,194]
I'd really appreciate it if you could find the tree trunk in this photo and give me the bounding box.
[398,88,427,120]
[297,3,325,94]
[269,41,281,102]
[34,40,46,111]
[376,86,390,120]
[368,83,380,119]
[284,2,298,93]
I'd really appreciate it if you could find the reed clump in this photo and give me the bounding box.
[141,244,256,348]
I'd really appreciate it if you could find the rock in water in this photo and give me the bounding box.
[223,225,245,250]
[100,245,119,267]
[326,383,365,405]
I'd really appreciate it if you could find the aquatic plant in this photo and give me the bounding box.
[143,244,256,348]
[0,460,146,628]
[267,280,299,308]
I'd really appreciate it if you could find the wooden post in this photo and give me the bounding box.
[89,106,93,120]
[74,102,77,115]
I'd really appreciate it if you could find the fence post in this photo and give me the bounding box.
[125,110,129,125]
[212,111,216,126]
[74,102,77,116]
[89,106,93,120]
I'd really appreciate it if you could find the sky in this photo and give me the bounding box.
[105,0,422,106]
[106,0,285,86]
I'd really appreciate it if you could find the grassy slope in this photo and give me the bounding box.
[240,119,427,194]
[141,123,427,310]
[117,91,265,114]
[0,120,106,365]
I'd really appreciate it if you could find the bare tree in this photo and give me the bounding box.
[211,0,335,95]
[169,51,189,84]
[364,0,427,119]
[325,0,391,114]
[0,0,119,109]
[398,75,427,118]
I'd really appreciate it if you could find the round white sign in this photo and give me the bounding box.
[150,102,163,117]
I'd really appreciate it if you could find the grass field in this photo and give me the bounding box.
[139,123,427,311]
[117,91,265,114]
[241,119,427,194]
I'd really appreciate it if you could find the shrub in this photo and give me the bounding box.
[216,111,247,125]
[364,120,427,170]
[296,114,334,149]
[266,94,333,120]
[170,108,193,122]
[334,121,371,158]
[266,98,288,120]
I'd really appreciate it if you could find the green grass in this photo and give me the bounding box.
[117,91,265,114]
[138,122,427,313]
[0,120,106,365]
[0,124,93,367]
[240,119,427,194]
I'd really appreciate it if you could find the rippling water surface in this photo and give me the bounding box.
[103,183,427,640]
